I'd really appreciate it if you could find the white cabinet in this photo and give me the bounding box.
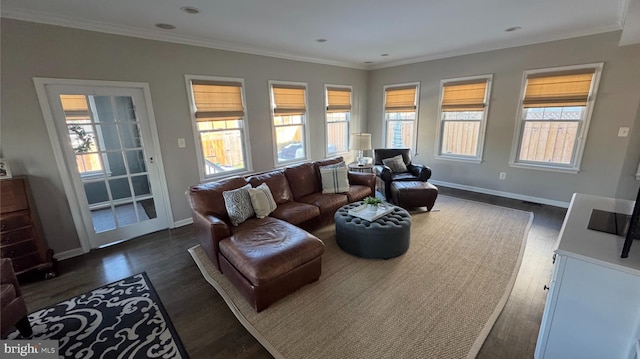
[535,194,640,359]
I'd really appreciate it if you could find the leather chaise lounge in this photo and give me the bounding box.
[187,157,375,311]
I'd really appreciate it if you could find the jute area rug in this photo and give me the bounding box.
[189,195,533,359]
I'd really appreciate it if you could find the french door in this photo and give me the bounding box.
[35,79,170,249]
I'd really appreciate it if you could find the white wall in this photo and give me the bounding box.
[367,31,640,205]
[2,19,639,256]
[0,19,368,253]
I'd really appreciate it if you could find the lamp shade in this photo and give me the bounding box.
[350,133,372,151]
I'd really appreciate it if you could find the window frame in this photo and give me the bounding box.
[269,80,309,166]
[434,74,492,163]
[185,74,252,182]
[383,82,420,152]
[324,84,352,158]
[509,63,603,173]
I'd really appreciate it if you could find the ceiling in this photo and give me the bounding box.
[2,0,639,70]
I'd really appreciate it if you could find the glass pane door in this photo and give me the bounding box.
[61,94,157,234]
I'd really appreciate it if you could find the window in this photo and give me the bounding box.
[325,85,352,156]
[384,83,419,150]
[60,95,104,177]
[436,75,492,162]
[270,82,308,164]
[187,76,251,180]
[511,64,603,172]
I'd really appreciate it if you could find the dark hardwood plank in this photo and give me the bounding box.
[18,186,566,359]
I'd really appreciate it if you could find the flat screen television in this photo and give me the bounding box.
[621,186,640,258]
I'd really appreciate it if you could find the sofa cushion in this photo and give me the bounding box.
[223,184,256,226]
[313,157,344,188]
[392,172,420,181]
[218,217,325,286]
[248,183,277,219]
[187,177,249,220]
[345,184,372,202]
[298,193,348,215]
[319,164,349,194]
[270,201,320,225]
[382,154,408,173]
[247,170,294,205]
[285,162,320,200]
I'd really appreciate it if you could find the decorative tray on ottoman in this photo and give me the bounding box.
[348,204,394,221]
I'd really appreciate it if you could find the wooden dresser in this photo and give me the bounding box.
[0,176,55,278]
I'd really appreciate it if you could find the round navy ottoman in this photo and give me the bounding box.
[334,202,411,259]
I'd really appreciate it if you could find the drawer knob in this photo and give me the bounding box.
[543,285,550,291]
[1,224,5,231]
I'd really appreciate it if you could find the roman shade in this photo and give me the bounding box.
[272,85,306,115]
[192,80,245,120]
[523,70,595,108]
[441,80,487,112]
[326,87,352,113]
[60,95,89,112]
[385,86,417,112]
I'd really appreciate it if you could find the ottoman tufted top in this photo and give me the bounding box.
[334,201,411,228]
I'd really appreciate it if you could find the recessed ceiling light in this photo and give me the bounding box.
[155,23,176,30]
[316,39,327,43]
[380,54,389,57]
[504,26,522,32]
[364,61,374,64]
[180,6,201,14]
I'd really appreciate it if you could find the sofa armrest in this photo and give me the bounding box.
[192,211,231,272]
[0,258,21,297]
[374,164,392,182]
[408,163,432,181]
[348,171,376,195]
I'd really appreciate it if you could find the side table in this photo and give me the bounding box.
[348,162,374,173]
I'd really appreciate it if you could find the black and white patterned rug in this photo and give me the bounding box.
[8,272,189,358]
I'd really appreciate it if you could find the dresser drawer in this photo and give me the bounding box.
[0,227,34,246]
[11,252,42,274]
[0,178,28,213]
[0,211,31,232]
[1,239,37,258]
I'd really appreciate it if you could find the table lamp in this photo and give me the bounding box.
[350,133,371,165]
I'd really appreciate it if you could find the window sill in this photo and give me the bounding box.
[434,155,482,164]
[326,151,349,159]
[508,162,580,174]
[201,169,251,183]
[275,158,308,168]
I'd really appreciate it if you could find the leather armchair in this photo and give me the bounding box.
[373,148,432,199]
[1,258,32,338]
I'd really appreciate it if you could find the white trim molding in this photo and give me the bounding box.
[434,74,493,163]
[53,247,86,261]
[174,218,194,228]
[430,179,571,208]
[509,63,604,173]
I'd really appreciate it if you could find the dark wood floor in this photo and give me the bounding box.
[18,187,567,358]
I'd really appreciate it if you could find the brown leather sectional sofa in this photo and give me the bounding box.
[186,156,376,311]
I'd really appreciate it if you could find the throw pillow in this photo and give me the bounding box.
[320,164,349,194]
[322,161,346,169]
[248,183,277,219]
[382,154,408,173]
[222,184,255,226]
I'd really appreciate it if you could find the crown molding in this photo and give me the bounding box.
[1,8,368,70]
[369,24,623,70]
[2,7,626,71]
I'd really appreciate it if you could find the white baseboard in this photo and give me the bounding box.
[430,179,570,208]
[173,218,193,228]
[53,247,86,261]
